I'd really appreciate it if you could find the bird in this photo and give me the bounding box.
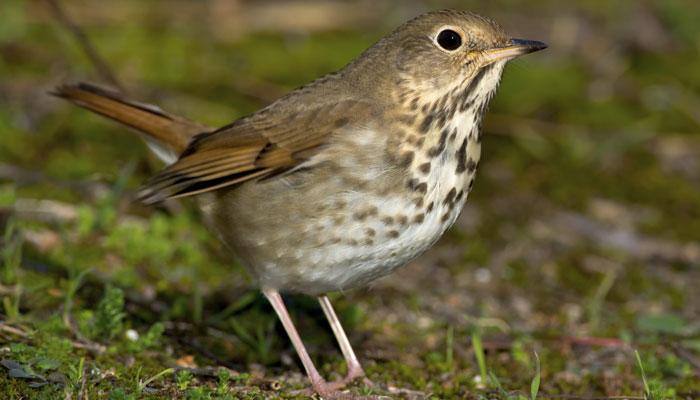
[53,9,546,397]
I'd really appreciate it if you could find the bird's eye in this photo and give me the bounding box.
[436,29,462,51]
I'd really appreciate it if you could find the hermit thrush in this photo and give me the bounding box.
[54,9,546,396]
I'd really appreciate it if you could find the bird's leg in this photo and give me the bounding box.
[263,289,342,396]
[318,295,366,383]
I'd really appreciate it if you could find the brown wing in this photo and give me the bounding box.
[137,99,370,204]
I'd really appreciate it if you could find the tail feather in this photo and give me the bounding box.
[52,82,211,157]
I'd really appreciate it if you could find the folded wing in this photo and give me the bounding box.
[138,99,371,203]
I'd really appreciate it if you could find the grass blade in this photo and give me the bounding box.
[530,351,541,400]
[635,350,651,399]
[471,331,487,385]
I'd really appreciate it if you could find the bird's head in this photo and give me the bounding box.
[351,10,546,109]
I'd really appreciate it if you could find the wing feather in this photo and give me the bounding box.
[138,93,373,203]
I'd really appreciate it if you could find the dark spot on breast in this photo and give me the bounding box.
[455,190,464,202]
[397,215,408,225]
[429,100,439,115]
[399,151,415,167]
[448,102,458,119]
[364,238,374,246]
[408,179,427,194]
[462,65,491,99]
[353,211,368,221]
[419,162,431,174]
[354,207,377,220]
[438,94,448,111]
[382,216,394,226]
[436,110,448,128]
[416,137,425,147]
[333,216,345,225]
[413,213,425,224]
[348,239,359,246]
[441,212,451,223]
[447,200,456,212]
[410,97,419,111]
[449,130,457,143]
[444,187,457,205]
[365,228,376,237]
[466,159,478,173]
[426,201,434,213]
[419,114,434,134]
[414,197,424,207]
[428,128,449,157]
[387,230,400,238]
[460,98,475,113]
[456,139,468,173]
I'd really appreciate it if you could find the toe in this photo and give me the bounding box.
[343,365,366,384]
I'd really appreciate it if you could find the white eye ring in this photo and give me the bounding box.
[433,26,465,52]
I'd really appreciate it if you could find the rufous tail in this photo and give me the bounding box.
[52,82,210,156]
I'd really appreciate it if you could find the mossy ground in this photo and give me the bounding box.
[1,1,699,398]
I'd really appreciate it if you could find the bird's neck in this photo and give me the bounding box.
[380,61,507,229]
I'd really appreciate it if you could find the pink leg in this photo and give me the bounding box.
[318,295,365,382]
[263,289,341,396]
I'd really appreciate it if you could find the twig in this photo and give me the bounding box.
[62,278,107,355]
[0,321,32,338]
[385,385,429,399]
[70,339,106,355]
[44,0,124,92]
[10,198,78,223]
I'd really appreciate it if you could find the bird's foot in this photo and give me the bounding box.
[342,365,371,386]
[293,366,370,398]
[295,377,348,399]
[313,373,372,399]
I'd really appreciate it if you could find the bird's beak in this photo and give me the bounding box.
[482,38,547,64]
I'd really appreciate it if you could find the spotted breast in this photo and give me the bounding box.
[205,59,507,295]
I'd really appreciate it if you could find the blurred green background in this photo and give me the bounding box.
[1,0,699,398]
